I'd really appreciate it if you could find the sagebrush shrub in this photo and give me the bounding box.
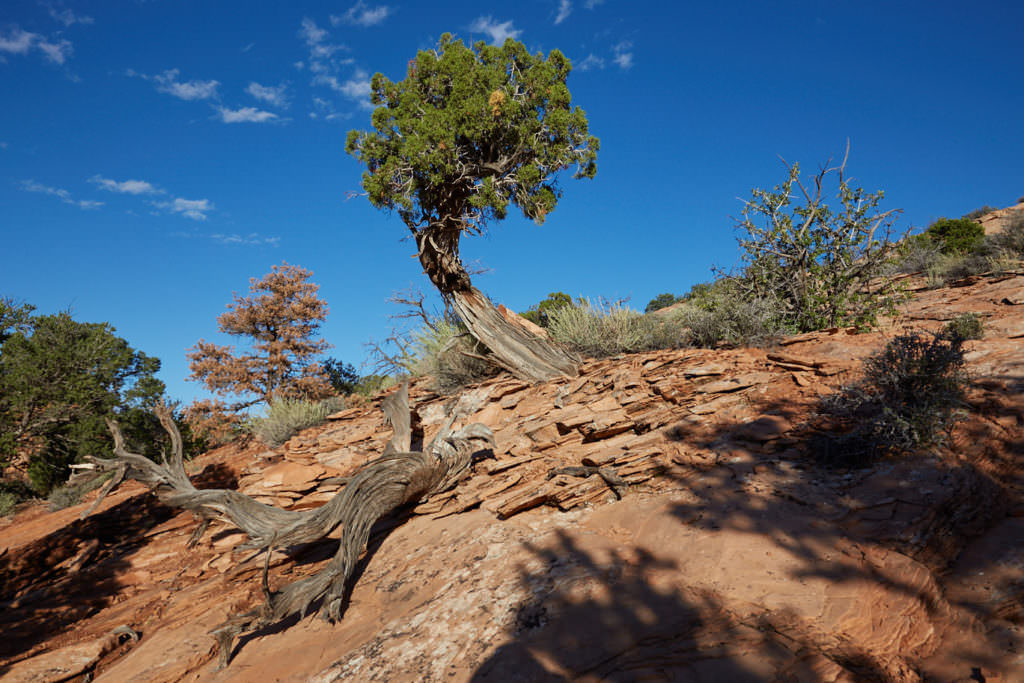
[669,279,788,347]
[818,332,968,465]
[547,300,688,357]
[247,397,346,447]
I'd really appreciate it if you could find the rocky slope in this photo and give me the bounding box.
[1,273,1023,682]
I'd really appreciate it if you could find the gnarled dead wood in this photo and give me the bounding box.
[81,388,493,668]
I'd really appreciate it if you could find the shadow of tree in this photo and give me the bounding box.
[0,461,238,673]
[470,531,916,681]
[0,494,176,667]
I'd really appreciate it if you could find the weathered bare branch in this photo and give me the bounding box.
[85,386,494,668]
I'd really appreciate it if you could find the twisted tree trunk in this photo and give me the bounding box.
[81,385,493,669]
[415,225,579,383]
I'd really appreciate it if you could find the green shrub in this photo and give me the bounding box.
[520,292,575,328]
[732,154,905,332]
[943,313,984,341]
[247,396,346,447]
[547,300,688,357]
[925,217,985,254]
[644,293,682,313]
[915,211,1024,286]
[46,472,112,512]
[818,332,968,465]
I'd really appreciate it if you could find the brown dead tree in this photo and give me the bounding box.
[79,384,493,669]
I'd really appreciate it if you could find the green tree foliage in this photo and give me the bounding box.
[0,311,165,493]
[644,293,681,313]
[731,151,905,332]
[346,34,597,382]
[347,35,598,249]
[0,297,35,345]
[322,357,359,395]
[924,217,985,254]
[521,292,574,327]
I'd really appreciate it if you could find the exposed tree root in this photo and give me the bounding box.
[80,384,493,668]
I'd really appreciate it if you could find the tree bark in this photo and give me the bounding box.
[414,225,579,383]
[80,389,493,669]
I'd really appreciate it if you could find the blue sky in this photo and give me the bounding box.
[2,1,1023,405]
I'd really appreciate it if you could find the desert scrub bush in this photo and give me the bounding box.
[924,217,985,254]
[247,396,346,447]
[943,313,984,341]
[46,471,112,511]
[410,317,498,393]
[988,209,1024,256]
[0,490,17,517]
[817,331,968,466]
[887,233,945,275]
[961,205,998,222]
[918,210,1024,286]
[670,279,788,347]
[731,149,906,332]
[547,299,688,357]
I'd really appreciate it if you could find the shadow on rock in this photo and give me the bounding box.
[472,531,795,681]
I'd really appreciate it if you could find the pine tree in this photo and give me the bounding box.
[187,263,332,406]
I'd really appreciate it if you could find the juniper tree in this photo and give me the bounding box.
[347,34,598,382]
[0,311,164,492]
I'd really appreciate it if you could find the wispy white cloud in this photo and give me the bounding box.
[613,40,634,70]
[49,7,95,27]
[210,232,281,246]
[583,0,604,8]
[216,106,279,123]
[576,54,605,71]
[127,68,220,100]
[331,2,391,27]
[36,38,72,64]
[246,81,289,108]
[0,27,73,65]
[469,16,521,45]
[314,69,370,100]
[241,42,255,53]
[299,17,329,46]
[298,18,370,109]
[20,179,103,209]
[90,175,163,195]
[309,97,349,121]
[154,197,213,220]
[554,0,572,25]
